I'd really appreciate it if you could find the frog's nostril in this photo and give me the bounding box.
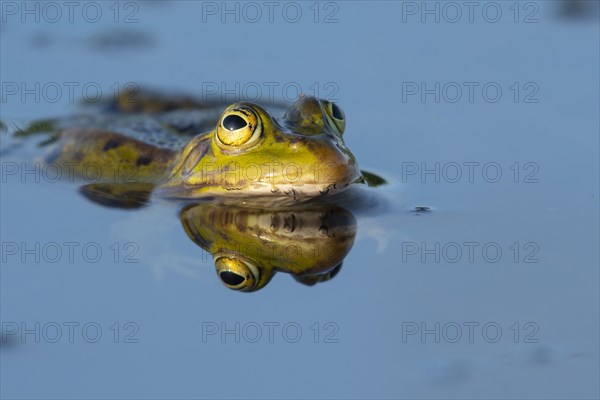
[223,115,247,131]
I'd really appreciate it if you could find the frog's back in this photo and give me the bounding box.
[20,89,288,151]
[12,92,238,185]
[25,105,226,151]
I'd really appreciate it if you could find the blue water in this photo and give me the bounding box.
[1,1,599,398]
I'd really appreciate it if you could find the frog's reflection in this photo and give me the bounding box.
[78,182,362,291]
[180,202,357,292]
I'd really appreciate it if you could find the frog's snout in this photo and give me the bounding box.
[272,141,361,199]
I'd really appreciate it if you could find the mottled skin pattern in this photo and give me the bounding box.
[181,202,356,292]
[49,129,175,182]
[42,94,368,203]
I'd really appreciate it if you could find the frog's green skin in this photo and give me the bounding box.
[181,201,356,292]
[27,91,385,205]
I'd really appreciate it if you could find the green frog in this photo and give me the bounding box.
[19,90,385,206]
[10,90,391,291]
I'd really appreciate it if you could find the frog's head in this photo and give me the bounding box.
[161,97,361,201]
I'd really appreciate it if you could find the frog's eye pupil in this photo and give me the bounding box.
[331,103,344,120]
[223,115,247,131]
[219,271,245,286]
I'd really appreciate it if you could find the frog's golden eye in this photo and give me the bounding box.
[216,106,263,149]
[215,256,260,291]
[322,100,346,134]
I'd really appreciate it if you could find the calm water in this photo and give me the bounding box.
[1,1,599,399]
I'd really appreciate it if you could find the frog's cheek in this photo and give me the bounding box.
[259,150,360,200]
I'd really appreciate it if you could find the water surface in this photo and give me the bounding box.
[1,1,599,398]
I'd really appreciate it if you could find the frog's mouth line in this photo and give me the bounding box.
[157,175,361,203]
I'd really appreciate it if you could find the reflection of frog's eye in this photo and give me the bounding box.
[215,256,260,291]
[216,106,263,149]
[322,100,346,135]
